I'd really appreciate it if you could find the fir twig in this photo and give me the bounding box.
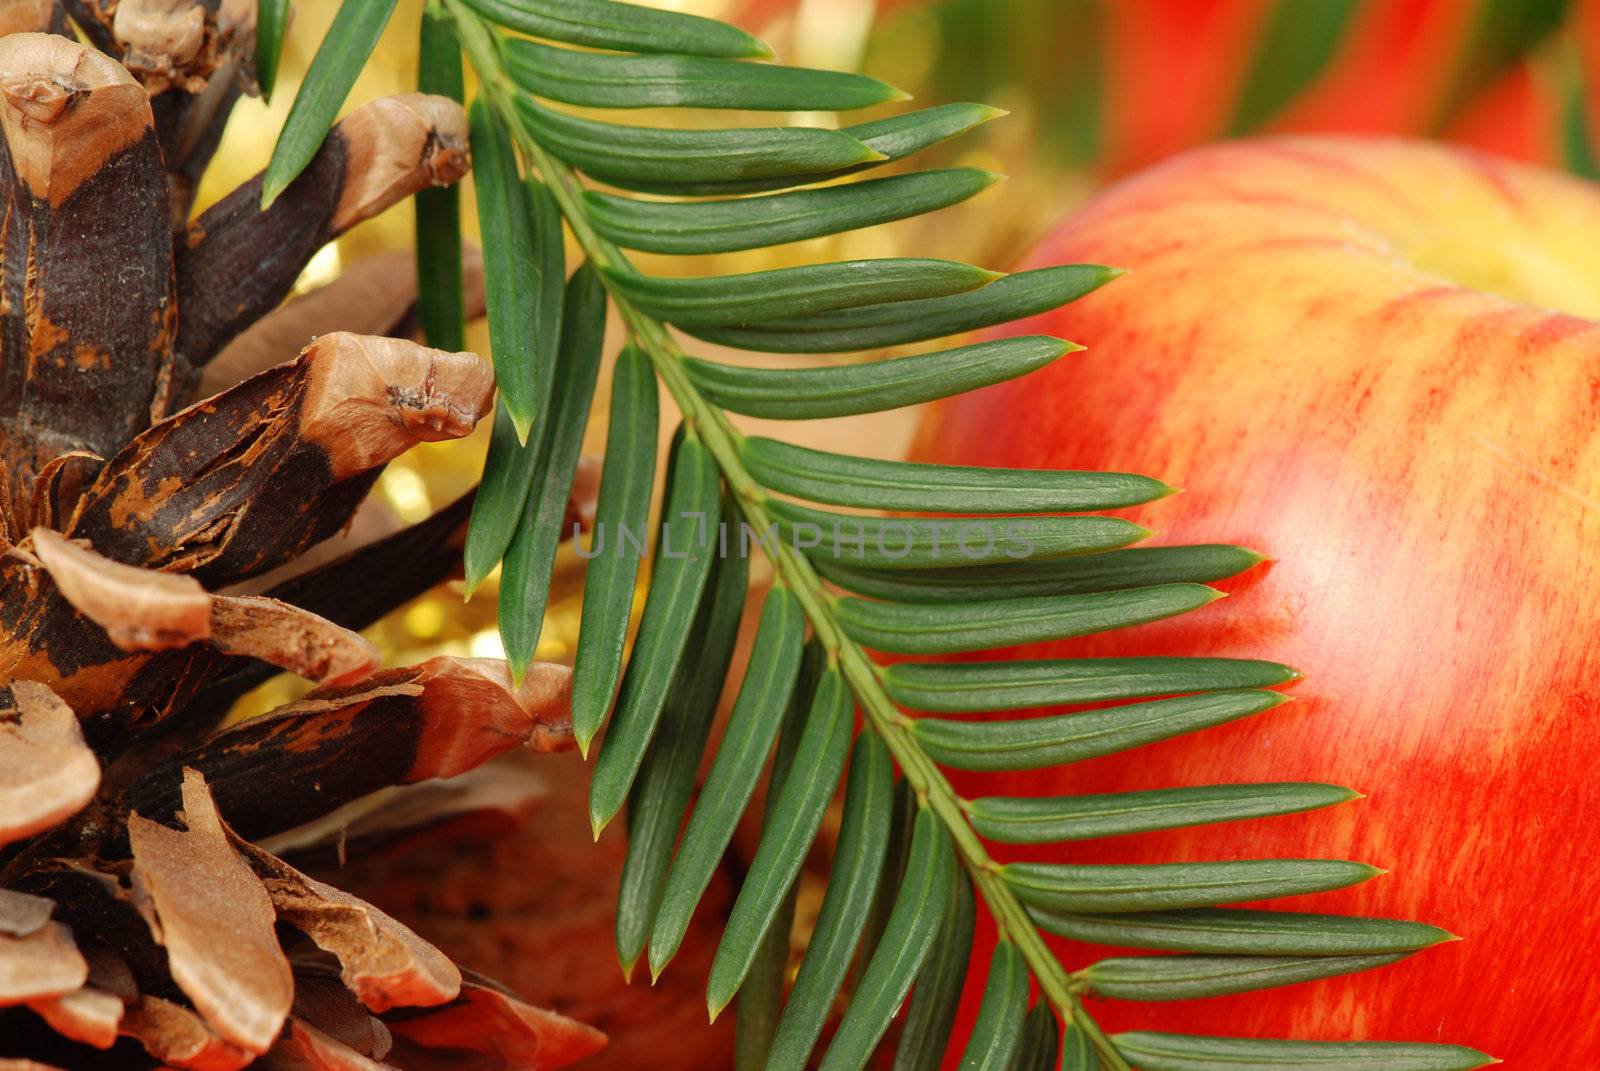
[443,3,1131,1062]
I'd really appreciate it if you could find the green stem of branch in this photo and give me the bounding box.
[443,4,1129,1066]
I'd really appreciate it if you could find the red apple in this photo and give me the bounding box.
[912,137,1600,1064]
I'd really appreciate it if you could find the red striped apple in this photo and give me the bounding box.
[913,137,1600,1064]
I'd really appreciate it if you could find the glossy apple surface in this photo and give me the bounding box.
[912,136,1600,1064]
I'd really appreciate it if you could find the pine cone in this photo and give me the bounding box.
[0,5,604,1068]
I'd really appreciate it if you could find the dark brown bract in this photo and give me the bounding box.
[0,5,602,1068]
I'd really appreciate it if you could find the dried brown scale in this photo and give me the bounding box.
[23,981,125,1050]
[26,450,101,534]
[118,993,255,1071]
[260,1018,392,1071]
[91,482,559,798]
[0,887,52,934]
[113,0,251,96]
[112,1,210,92]
[0,34,152,204]
[10,860,205,1013]
[0,2,67,38]
[7,656,595,1062]
[0,920,85,1002]
[123,659,575,841]
[3,347,481,732]
[6,973,132,1066]
[67,332,493,586]
[285,975,394,1061]
[235,841,460,1015]
[206,596,379,689]
[68,356,362,583]
[127,770,292,1057]
[175,492,485,730]
[0,680,99,847]
[0,545,172,737]
[18,855,143,939]
[204,246,489,399]
[383,978,606,1071]
[329,96,469,235]
[31,528,212,650]
[31,527,382,688]
[258,757,551,870]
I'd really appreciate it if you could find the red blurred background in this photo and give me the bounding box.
[734,0,1600,177]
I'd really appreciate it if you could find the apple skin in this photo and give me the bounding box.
[911,137,1600,1064]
